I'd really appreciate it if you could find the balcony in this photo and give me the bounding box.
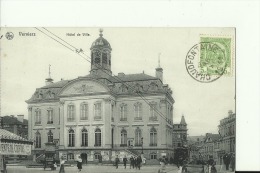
[149,116,158,121]
[47,121,53,124]
[120,118,127,121]
[134,144,142,147]
[120,144,127,147]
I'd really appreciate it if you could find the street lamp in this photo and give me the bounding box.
[141,137,144,154]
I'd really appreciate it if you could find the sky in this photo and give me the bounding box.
[0,27,235,136]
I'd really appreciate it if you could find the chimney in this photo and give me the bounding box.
[228,110,233,116]
[118,73,125,77]
[45,64,54,85]
[155,53,163,82]
[17,115,24,123]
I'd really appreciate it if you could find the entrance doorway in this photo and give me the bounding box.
[81,153,87,164]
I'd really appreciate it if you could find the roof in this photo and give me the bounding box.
[40,80,70,89]
[205,133,221,142]
[115,73,158,82]
[0,129,32,144]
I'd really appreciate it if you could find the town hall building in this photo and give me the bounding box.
[26,30,175,163]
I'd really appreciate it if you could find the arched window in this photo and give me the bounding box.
[35,109,41,124]
[150,127,157,146]
[121,129,127,146]
[35,131,41,148]
[67,104,75,121]
[134,103,142,120]
[81,129,88,147]
[120,104,127,121]
[95,128,101,147]
[135,128,142,146]
[68,129,75,147]
[47,130,53,143]
[102,53,107,64]
[80,103,88,120]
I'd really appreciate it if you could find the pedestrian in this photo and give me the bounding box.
[130,156,134,169]
[76,156,82,172]
[177,156,184,173]
[137,155,142,170]
[223,153,230,171]
[59,156,66,173]
[160,156,167,173]
[207,155,215,173]
[142,157,146,165]
[170,157,174,165]
[123,155,127,169]
[115,155,120,169]
[230,153,235,172]
[134,157,138,169]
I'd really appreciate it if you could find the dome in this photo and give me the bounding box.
[90,29,112,50]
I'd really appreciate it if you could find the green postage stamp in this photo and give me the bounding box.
[199,37,233,76]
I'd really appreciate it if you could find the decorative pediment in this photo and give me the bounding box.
[59,79,109,96]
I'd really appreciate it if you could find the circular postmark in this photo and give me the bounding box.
[185,42,227,83]
[5,32,14,40]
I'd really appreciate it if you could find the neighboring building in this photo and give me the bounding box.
[26,30,174,163]
[1,115,28,139]
[172,115,187,148]
[201,133,220,161]
[188,136,205,163]
[217,110,236,162]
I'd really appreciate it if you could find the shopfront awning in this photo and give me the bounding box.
[0,129,33,155]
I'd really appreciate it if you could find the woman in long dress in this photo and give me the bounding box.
[59,157,66,173]
[77,156,83,172]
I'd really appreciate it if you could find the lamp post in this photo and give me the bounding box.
[141,137,144,154]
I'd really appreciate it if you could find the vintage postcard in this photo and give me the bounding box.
[0,27,235,173]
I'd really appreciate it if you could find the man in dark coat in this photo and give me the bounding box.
[223,153,231,170]
[134,157,138,169]
[115,155,120,169]
[123,155,127,169]
[230,153,235,171]
[136,155,142,170]
[130,156,134,169]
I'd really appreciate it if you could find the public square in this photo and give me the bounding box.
[6,164,234,173]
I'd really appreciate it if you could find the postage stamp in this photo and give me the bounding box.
[185,36,233,83]
[199,36,232,76]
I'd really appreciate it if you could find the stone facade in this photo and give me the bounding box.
[26,30,174,163]
[172,116,187,148]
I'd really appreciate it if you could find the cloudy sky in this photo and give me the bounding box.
[1,27,235,136]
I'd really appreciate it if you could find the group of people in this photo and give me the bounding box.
[58,155,82,173]
[223,152,235,172]
[115,155,143,169]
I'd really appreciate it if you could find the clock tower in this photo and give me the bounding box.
[90,29,112,76]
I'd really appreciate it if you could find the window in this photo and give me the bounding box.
[120,85,128,93]
[35,109,41,124]
[81,129,88,147]
[68,129,75,147]
[135,128,142,146]
[134,103,142,120]
[80,103,88,120]
[95,128,101,147]
[150,127,157,146]
[47,130,53,143]
[120,129,127,146]
[35,131,41,148]
[150,153,157,159]
[149,102,157,121]
[47,109,53,124]
[120,104,127,121]
[102,53,107,64]
[67,153,74,160]
[67,104,75,121]
[94,103,102,120]
[94,153,101,160]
